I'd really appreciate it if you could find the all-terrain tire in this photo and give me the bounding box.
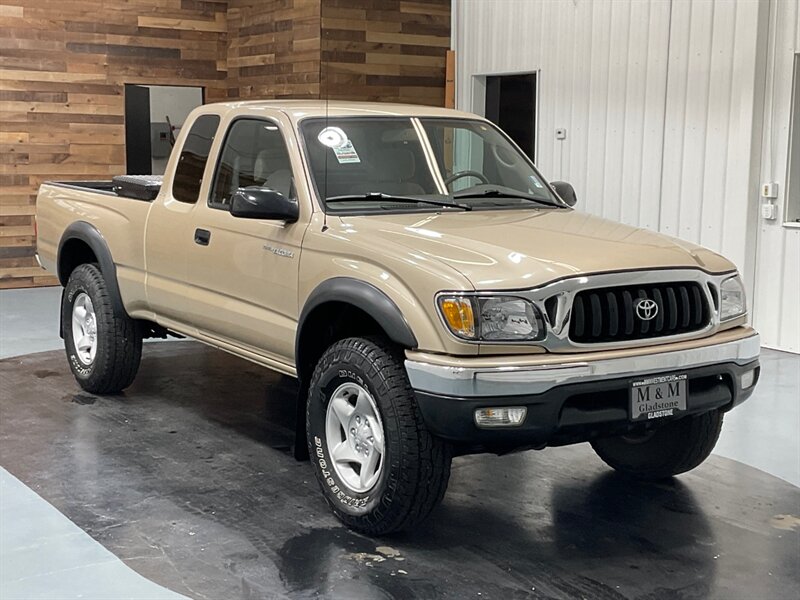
[306,336,452,535]
[62,263,142,394]
[591,410,724,480]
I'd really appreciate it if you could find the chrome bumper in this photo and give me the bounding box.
[405,334,760,398]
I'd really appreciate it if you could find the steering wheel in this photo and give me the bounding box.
[444,170,490,189]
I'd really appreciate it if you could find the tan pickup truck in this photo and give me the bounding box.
[36,100,760,535]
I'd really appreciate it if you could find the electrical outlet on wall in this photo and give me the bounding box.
[761,203,777,220]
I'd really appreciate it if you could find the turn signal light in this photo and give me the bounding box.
[474,407,527,428]
[439,297,475,339]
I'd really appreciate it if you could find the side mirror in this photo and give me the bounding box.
[550,181,577,207]
[230,186,299,222]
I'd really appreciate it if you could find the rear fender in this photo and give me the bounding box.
[57,222,127,331]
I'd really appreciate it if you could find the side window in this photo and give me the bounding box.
[209,119,295,208]
[172,114,220,203]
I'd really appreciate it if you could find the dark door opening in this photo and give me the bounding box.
[124,85,151,175]
[124,84,204,176]
[484,73,537,161]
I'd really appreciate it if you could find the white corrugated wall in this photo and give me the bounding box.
[454,0,798,352]
[752,0,800,353]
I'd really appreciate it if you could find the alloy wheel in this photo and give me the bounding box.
[71,292,98,365]
[324,382,385,493]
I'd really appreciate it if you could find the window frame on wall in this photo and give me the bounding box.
[124,84,205,177]
[785,53,800,227]
[469,70,540,167]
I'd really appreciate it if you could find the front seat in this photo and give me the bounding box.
[350,148,426,196]
[253,150,293,198]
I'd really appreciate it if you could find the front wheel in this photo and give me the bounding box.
[306,337,451,535]
[591,410,724,480]
[62,264,142,394]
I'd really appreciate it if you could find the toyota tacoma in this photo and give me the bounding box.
[36,100,760,535]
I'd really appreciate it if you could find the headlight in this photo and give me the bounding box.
[719,275,746,321]
[437,295,545,342]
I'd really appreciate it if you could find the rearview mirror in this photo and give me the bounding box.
[550,181,577,207]
[230,186,299,222]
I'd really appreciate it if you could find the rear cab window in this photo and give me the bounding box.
[172,114,220,203]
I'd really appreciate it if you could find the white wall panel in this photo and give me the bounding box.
[753,0,800,352]
[658,0,764,280]
[456,0,796,352]
[456,0,670,229]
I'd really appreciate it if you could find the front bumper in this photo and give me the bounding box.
[405,333,760,450]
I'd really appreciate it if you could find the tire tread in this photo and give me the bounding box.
[307,336,451,535]
[63,264,142,394]
[591,410,724,480]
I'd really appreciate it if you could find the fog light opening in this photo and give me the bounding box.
[740,369,756,390]
[474,407,527,428]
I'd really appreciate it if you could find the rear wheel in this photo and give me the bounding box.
[306,336,451,535]
[591,410,724,480]
[62,264,142,394]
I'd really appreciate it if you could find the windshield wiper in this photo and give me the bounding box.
[453,187,556,206]
[326,192,471,211]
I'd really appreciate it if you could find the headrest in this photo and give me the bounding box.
[383,148,415,181]
[253,149,290,183]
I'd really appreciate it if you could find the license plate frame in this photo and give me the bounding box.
[629,374,688,421]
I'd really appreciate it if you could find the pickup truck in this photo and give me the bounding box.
[36,100,761,535]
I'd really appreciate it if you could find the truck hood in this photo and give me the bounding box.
[339,208,736,290]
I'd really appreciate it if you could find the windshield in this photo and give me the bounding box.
[299,117,561,213]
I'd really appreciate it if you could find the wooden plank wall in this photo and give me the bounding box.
[226,0,321,99]
[0,0,450,289]
[0,0,228,289]
[320,0,450,105]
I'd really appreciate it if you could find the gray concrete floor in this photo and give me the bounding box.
[0,286,63,359]
[1,342,798,600]
[2,286,798,487]
[0,468,189,600]
[714,349,800,487]
[1,291,187,600]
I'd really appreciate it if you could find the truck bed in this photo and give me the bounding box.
[36,179,156,300]
[48,175,163,201]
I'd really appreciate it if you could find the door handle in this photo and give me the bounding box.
[194,228,211,246]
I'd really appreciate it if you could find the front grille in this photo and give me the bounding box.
[568,281,710,343]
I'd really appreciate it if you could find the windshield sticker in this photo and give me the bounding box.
[318,126,348,148]
[529,176,544,188]
[333,140,361,164]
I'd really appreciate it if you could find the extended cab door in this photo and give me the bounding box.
[177,112,309,367]
[145,112,221,331]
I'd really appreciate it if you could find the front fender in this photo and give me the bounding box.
[296,277,418,357]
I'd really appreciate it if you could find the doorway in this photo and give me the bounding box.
[484,73,537,161]
[124,85,204,176]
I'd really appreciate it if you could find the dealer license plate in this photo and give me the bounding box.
[630,374,688,421]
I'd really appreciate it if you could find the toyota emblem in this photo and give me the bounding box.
[635,298,658,321]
